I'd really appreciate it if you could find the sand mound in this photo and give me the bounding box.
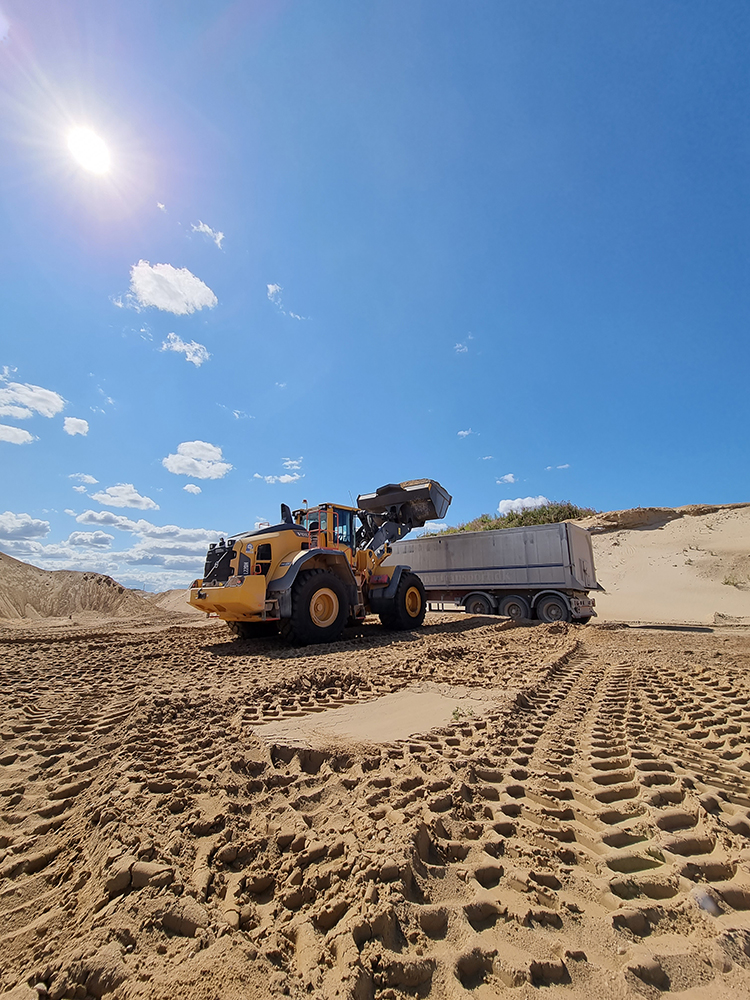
[0,551,152,620]
[148,589,203,616]
[579,503,750,624]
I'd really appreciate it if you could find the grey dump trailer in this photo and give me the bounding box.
[384,521,599,623]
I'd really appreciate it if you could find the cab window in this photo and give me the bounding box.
[333,509,353,546]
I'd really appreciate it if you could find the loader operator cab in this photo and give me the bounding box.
[295,504,357,554]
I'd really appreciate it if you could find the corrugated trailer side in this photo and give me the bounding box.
[385,521,598,622]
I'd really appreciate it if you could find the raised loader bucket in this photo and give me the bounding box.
[357,479,452,528]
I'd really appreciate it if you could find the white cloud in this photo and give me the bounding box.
[191,221,224,249]
[415,523,448,536]
[0,380,65,419]
[0,511,50,540]
[497,495,550,516]
[545,463,571,471]
[162,440,232,480]
[454,343,468,354]
[480,456,493,461]
[160,332,211,367]
[497,473,516,484]
[67,531,114,548]
[254,472,304,485]
[0,424,35,445]
[69,473,98,484]
[72,485,87,493]
[457,428,473,438]
[183,484,202,495]
[157,202,166,212]
[90,484,160,510]
[557,463,570,469]
[127,260,217,315]
[275,382,287,389]
[282,457,303,470]
[64,417,89,436]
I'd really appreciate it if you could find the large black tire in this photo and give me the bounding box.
[279,569,349,645]
[379,572,427,631]
[465,593,493,616]
[227,621,279,639]
[535,595,572,624]
[498,594,531,621]
[575,616,592,626]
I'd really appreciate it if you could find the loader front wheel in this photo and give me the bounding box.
[379,573,427,631]
[280,569,349,645]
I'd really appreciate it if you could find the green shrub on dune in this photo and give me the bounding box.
[438,501,598,534]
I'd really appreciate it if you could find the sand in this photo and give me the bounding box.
[1,612,750,999]
[1,504,750,999]
[580,504,750,625]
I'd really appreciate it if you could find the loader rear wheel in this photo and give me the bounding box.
[227,620,279,639]
[535,595,572,624]
[279,569,349,645]
[379,573,427,631]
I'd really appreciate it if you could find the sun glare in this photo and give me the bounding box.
[67,127,111,174]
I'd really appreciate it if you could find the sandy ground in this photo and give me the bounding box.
[581,504,750,625]
[2,613,750,1000]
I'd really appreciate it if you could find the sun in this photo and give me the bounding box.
[67,127,111,174]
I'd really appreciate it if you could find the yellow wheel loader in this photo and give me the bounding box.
[188,479,451,645]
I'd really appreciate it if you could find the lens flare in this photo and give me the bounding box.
[67,127,111,174]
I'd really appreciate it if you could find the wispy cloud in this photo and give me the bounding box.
[479,456,493,461]
[545,463,571,470]
[162,440,233,480]
[123,260,217,315]
[0,424,35,445]
[183,484,202,495]
[457,428,473,438]
[72,485,87,493]
[254,472,304,485]
[497,473,516,484]
[267,283,307,319]
[157,202,166,212]
[90,484,160,510]
[275,382,287,389]
[69,473,98,484]
[498,495,549,516]
[191,220,224,249]
[0,379,65,419]
[282,457,303,470]
[161,332,211,367]
[217,404,253,420]
[454,342,468,354]
[63,417,89,436]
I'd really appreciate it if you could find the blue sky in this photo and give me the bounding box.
[1,1,748,590]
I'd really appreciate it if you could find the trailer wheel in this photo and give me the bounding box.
[227,621,279,639]
[575,616,592,625]
[280,569,349,645]
[465,594,493,616]
[380,573,427,631]
[498,595,530,620]
[535,595,572,624]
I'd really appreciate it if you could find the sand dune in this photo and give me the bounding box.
[580,503,750,624]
